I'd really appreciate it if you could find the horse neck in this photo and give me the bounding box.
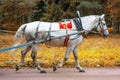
[81,16,97,31]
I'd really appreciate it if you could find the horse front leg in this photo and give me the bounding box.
[73,47,85,72]
[16,46,31,71]
[53,46,72,72]
[31,44,46,73]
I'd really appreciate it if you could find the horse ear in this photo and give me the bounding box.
[100,14,105,20]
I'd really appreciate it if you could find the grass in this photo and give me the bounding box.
[0,33,120,68]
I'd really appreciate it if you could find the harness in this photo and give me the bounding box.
[22,22,41,41]
[22,19,84,46]
[35,22,41,38]
[96,17,107,37]
[22,25,27,33]
[63,19,84,46]
[73,18,84,31]
[59,19,72,29]
[63,20,70,46]
[45,23,52,41]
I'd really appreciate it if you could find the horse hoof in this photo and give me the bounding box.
[16,65,19,71]
[40,70,47,73]
[52,63,57,72]
[53,66,57,72]
[37,67,40,70]
[79,69,85,72]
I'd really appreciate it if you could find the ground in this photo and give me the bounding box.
[0,33,120,80]
[0,68,120,80]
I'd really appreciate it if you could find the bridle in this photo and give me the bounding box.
[96,17,107,37]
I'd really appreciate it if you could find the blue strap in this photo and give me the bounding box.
[0,42,32,53]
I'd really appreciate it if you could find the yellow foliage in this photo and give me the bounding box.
[108,27,113,33]
[0,33,120,68]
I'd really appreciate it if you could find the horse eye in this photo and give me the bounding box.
[103,23,106,25]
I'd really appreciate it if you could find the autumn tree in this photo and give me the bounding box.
[1,0,38,30]
[40,0,104,22]
[40,4,63,22]
[77,0,103,16]
[106,0,120,33]
[0,0,111,31]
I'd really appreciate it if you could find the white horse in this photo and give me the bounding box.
[12,14,109,73]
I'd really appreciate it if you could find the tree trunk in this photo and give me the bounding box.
[28,16,32,22]
[113,14,119,33]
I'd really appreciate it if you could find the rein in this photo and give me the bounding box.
[63,20,70,46]
[96,17,107,37]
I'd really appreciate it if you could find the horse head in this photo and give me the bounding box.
[95,14,109,37]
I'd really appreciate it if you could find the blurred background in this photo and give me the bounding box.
[0,0,120,33]
[0,0,120,68]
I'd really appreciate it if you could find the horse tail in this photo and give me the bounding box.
[10,24,26,54]
[14,24,26,44]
